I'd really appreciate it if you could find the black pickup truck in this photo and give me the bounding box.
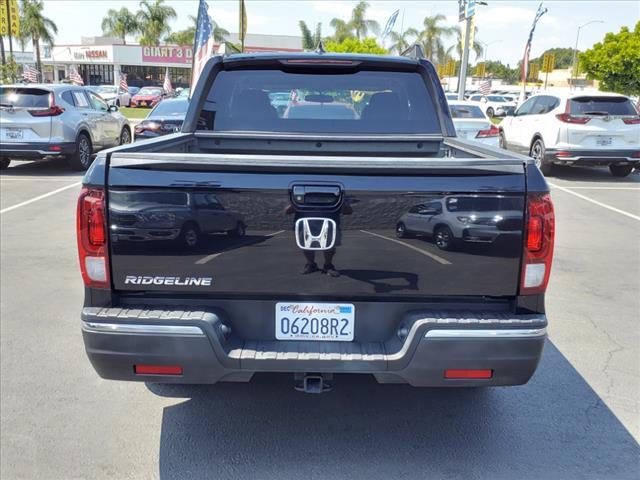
[78,52,555,393]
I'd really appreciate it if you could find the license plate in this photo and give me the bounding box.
[275,302,354,341]
[596,136,613,146]
[4,128,23,140]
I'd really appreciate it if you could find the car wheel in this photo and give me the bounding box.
[396,222,409,238]
[486,107,494,118]
[499,131,507,149]
[67,133,93,171]
[119,127,131,145]
[609,165,634,177]
[0,158,11,170]
[181,224,200,249]
[530,138,554,176]
[434,226,455,251]
[228,222,246,237]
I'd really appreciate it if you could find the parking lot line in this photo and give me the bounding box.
[194,230,285,265]
[0,182,81,214]
[549,183,640,222]
[359,230,452,265]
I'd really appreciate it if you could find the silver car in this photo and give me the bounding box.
[0,84,132,170]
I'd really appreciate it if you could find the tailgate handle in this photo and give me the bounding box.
[291,185,342,208]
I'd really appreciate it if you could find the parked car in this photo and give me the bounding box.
[176,87,190,98]
[130,86,166,108]
[0,84,132,170]
[468,94,517,117]
[78,52,553,391]
[110,190,246,248]
[91,85,131,107]
[396,195,523,251]
[448,101,500,147]
[499,92,640,176]
[134,97,189,139]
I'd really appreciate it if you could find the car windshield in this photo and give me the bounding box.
[200,68,441,134]
[0,87,50,108]
[178,88,190,97]
[139,88,162,95]
[569,96,637,116]
[487,96,507,102]
[94,86,117,94]
[149,99,189,117]
[449,105,486,119]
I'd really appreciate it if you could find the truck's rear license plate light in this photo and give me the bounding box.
[444,369,493,379]
[134,365,183,375]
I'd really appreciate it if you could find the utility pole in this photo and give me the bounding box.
[457,17,471,100]
[5,0,13,56]
[570,20,603,89]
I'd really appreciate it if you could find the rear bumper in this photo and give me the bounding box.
[545,148,640,166]
[81,307,547,387]
[0,141,76,159]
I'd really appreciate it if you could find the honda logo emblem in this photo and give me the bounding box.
[295,218,337,250]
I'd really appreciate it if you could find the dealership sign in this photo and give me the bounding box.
[142,46,193,64]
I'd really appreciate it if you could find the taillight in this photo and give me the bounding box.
[476,124,500,138]
[622,117,640,125]
[520,193,555,295]
[134,121,160,134]
[29,92,65,117]
[555,113,590,124]
[77,187,109,288]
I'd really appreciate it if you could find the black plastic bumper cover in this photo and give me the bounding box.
[81,307,547,387]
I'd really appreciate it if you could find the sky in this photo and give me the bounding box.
[40,0,639,66]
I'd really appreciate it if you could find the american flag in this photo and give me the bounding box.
[22,65,39,83]
[382,9,400,39]
[521,3,547,85]
[163,68,173,95]
[190,0,216,91]
[119,72,129,92]
[70,67,84,86]
[479,79,492,95]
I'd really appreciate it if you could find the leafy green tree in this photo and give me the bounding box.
[137,0,177,46]
[480,60,519,83]
[580,22,640,95]
[325,37,386,54]
[349,1,379,40]
[419,14,454,63]
[299,21,322,50]
[101,7,138,44]
[0,56,20,83]
[529,47,576,70]
[446,24,483,62]
[165,15,228,47]
[387,28,419,55]
[328,18,353,43]
[20,0,58,79]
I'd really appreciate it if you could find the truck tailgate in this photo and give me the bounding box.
[107,153,526,299]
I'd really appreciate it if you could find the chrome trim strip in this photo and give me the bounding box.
[425,327,547,338]
[558,156,636,161]
[82,322,204,336]
[1,150,62,156]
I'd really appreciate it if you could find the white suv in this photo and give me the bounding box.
[468,94,517,118]
[499,92,640,177]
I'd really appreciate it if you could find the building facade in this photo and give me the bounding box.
[41,34,303,87]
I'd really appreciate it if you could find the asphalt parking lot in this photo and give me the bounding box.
[1,159,639,479]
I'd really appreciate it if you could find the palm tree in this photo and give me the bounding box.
[299,21,322,50]
[101,7,138,45]
[387,28,419,54]
[137,0,177,46]
[21,0,58,79]
[349,1,379,40]
[329,18,353,43]
[419,14,455,62]
[445,25,483,62]
[188,15,228,43]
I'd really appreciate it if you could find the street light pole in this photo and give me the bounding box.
[570,20,603,89]
[457,18,472,100]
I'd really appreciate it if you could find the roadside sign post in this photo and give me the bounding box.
[457,0,475,100]
[542,52,554,89]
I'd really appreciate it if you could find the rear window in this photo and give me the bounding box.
[0,87,50,108]
[569,96,637,116]
[200,69,440,134]
[446,196,522,212]
[449,104,485,119]
[150,99,189,117]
